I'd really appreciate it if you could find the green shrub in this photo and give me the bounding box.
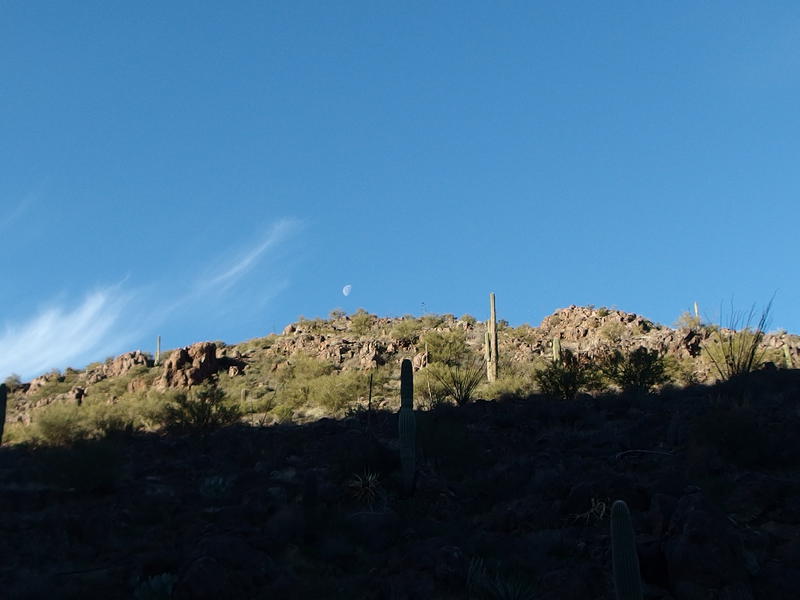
[271,403,294,424]
[35,402,91,446]
[420,329,470,365]
[460,314,477,326]
[597,346,670,394]
[674,311,702,330]
[313,370,368,416]
[350,308,375,336]
[391,318,423,344]
[3,373,22,393]
[163,385,241,432]
[534,350,601,401]
[662,354,700,386]
[421,313,446,329]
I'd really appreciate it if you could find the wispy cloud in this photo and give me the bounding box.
[0,193,35,230]
[0,218,302,381]
[199,218,302,294]
[0,284,136,380]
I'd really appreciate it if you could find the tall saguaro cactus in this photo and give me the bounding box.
[156,335,161,366]
[0,383,6,446]
[486,293,498,382]
[552,336,562,364]
[611,500,644,600]
[398,359,416,495]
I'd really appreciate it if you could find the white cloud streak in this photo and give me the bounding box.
[0,218,301,381]
[0,286,134,380]
[200,218,301,294]
[0,194,35,230]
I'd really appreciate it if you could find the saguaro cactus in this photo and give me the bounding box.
[784,344,794,369]
[552,336,562,364]
[0,383,6,446]
[398,359,416,495]
[611,500,643,600]
[155,335,161,366]
[486,293,498,382]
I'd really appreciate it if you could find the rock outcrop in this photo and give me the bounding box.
[155,342,221,390]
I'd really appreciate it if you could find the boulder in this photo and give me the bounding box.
[155,342,220,390]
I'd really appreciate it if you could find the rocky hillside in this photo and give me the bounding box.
[4,305,798,432]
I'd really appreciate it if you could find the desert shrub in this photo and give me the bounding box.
[662,354,700,386]
[534,350,601,401]
[3,373,22,392]
[509,324,537,346]
[350,308,375,336]
[460,314,477,326]
[421,313,445,329]
[84,401,136,438]
[478,357,541,401]
[271,403,294,424]
[132,573,177,600]
[596,307,610,317]
[497,319,509,331]
[391,318,423,344]
[597,346,670,394]
[278,354,335,383]
[329,309,346,320]
[313,370,368,416]
[674,311,702,330]
[427,354,486,406]
[163,385,241,432]
[296,316,328,333]
[415,364,453,409]
[701,299,773,381]
[598,321,627,343]
[35,402,91,446]
[420,329,470,365]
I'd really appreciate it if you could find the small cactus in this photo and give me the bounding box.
[611,500,643,600]
[398,359,416,495]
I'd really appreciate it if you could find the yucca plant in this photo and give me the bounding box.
[702,297,774,381]
[534,349,601,400]
[428,353,486,406]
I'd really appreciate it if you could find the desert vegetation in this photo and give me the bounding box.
[0,299,796,598]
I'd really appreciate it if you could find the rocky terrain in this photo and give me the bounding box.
[1,305,799,599]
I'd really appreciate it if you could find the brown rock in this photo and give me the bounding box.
[155,342,220,390]
[103,350,153,378]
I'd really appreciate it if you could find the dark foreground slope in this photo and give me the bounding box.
[1,368,799,600]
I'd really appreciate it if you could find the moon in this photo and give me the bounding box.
[342,284,352,297]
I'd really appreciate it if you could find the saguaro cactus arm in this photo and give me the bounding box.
[611,499,643,600]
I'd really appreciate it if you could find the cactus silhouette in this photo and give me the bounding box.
[611,499,643,600]
[0,383,6,446]
[398,359,416,495]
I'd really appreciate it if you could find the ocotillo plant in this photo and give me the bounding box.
[0,383,6,446]
[552,336,562,364]
[398,359,416,495]
[611,500,643,600]
[485,292,498,382]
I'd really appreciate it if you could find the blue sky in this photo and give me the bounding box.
[2,2,799,380]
